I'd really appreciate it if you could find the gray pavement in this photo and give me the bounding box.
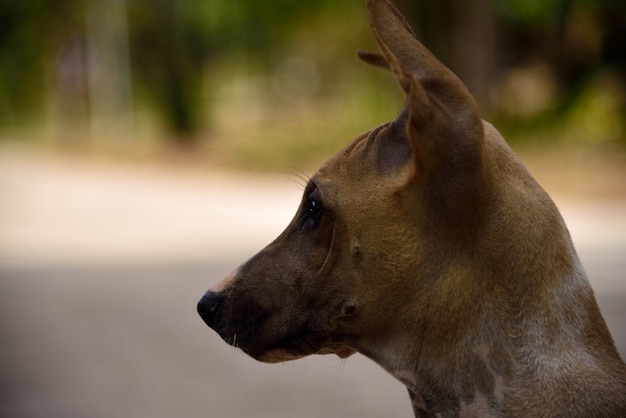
[0,151,624,418]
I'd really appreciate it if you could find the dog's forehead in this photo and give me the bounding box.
[316,119,397,177]
[313,129,372,186]
[312,123,403,210]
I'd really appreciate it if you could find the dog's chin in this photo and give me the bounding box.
[256,348,307,363]
[246,337,357,364]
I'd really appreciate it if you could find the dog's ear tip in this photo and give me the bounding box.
[356,50,370,59]
[357,50,391,70]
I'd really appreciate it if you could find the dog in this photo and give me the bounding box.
[198,0,626,416]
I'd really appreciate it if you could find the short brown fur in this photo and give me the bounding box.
[198,0,626,416]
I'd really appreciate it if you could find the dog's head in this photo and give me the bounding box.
[198,0,576,365]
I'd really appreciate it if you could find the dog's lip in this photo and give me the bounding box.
[321,344,356,358]
[250,332,355,363]
[245,332,315,362]
[257,347,305,363]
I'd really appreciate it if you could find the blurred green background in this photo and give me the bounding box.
[0,0,625,172]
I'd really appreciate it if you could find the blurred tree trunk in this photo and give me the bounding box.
[398,0,497,115]
[86,0,134,140]
[448,0,497,114]
[128,0,210,147]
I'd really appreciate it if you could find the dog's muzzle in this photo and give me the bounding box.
[197,291,223,329]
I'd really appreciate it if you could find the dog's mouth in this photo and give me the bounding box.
[199,290,356,363]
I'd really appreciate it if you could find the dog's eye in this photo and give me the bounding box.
[303,197,323,230]
[308,198,321,216]
[300,183,325,232]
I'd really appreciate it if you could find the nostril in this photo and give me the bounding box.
[197,291,223,329]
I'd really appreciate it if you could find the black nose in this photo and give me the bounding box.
[197,291,223,329]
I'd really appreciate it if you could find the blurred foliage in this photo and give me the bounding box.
[496,0,568,23]
[0,0,624,162]
[128,1,211,141]
[0,0,67,125]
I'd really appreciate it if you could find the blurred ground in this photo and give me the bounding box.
[0,146,625,418]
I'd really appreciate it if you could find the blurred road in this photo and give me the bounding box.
[0,150,625,418]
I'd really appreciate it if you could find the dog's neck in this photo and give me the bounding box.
[359,326,509,417]
[356,261,618,417]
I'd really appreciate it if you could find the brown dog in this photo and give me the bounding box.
[198,0,626,415]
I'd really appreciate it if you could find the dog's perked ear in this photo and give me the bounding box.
[359,0,486,186]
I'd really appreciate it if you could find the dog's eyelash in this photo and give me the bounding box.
[285,169,311,191]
